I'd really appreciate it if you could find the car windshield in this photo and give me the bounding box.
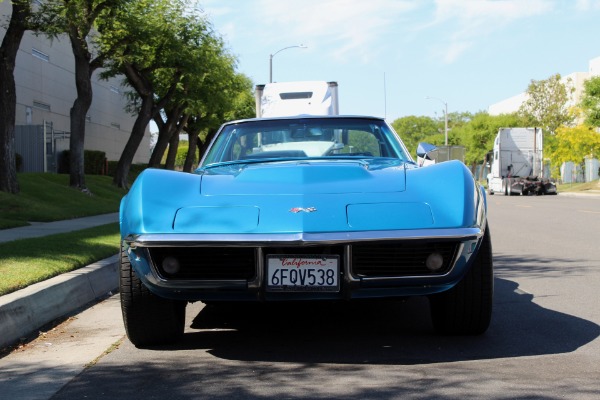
[201,117,410,167]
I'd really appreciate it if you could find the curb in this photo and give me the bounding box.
[0,254,119,349]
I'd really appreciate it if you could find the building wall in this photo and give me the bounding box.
[1,2,150,164]
[489,56,599,118]
[488,92,528,116]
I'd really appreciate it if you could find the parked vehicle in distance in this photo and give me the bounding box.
[255,81,339,117]
[486,127,557,196]
[119,115,493,347]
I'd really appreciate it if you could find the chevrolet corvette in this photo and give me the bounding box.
[119,115,493,347]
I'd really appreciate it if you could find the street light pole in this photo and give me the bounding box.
[426,96,448,145]
[269,44,306,83]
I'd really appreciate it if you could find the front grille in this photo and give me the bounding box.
[148,247,256,280]
[351,241,459,277]
[147,242,459,281]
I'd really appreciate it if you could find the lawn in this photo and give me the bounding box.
[557,179,600,193]
[0,173,127,229]
[0,173,127,295]
[0,223,120,296]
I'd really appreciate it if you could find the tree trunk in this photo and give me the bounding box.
[165,131,179,170]
[113,66,181,187]
[165,113,189,170]
[149,106,183,168]
[0,1,30,194]
[183,126,201,172]
[68,33,94,191]
[148,120,172,167]
[113,96,153,188]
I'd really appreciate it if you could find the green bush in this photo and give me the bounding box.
[60,150,107,175]
[107,161,147,182]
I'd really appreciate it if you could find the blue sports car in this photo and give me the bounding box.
[119,115,493,347]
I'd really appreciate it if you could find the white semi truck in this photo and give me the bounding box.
[486,127,557,195]
[255,81,339,117]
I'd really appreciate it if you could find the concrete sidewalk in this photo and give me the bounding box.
[0,213,120,349]
[0,213,119,243]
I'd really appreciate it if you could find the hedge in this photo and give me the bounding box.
[60,150,107,175]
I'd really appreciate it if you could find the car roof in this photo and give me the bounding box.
[222,115,387,126]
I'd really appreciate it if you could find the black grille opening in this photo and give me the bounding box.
[351,241,459,277]
[149,247,256,280]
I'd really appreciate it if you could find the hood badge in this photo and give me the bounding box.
[289,207,317,213]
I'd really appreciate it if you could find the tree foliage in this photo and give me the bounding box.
[451,112,526,166]
[580,75,600,127]
[97,0,245,187]
[518,73,574,134]
[391,115,440,157]
[548,125,600,168]
[35,0,126,191]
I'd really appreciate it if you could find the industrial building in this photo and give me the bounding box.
[1,2,150,173]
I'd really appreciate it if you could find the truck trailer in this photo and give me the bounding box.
[255,81,339,117]
[486,127,557,196]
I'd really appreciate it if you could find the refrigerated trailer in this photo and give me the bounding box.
[486,127,557,196]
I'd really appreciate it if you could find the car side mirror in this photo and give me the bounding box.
[416,142,438,167]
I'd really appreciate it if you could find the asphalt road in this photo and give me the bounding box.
[2,194,599,399]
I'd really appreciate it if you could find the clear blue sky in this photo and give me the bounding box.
[200,0,600,123]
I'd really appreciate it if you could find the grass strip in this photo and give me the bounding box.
[557,180,600,193]
[0,174,127,229]
[0,223,120,296]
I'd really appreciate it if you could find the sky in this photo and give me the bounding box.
[199,0,600,123]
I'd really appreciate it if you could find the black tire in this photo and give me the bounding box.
[120,245,186,347]
[429,225,493,335]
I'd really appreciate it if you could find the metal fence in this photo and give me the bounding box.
[560,159,599,184]
[15,121,69,173]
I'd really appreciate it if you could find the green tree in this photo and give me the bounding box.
[0,0,35,194]
[518,73,574,134]
[391,116,440,157]
[580,76,600,127]
[37,0,126,191]
[183,72,255,172]
[548,125,600,168]
[99,0,206,187]
[451,112,525,171]
[149,32,242,170]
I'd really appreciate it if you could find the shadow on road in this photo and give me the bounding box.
[153,271,600,365]
[45,252,600,400]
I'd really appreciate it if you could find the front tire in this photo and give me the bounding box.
[120,245,186,347]
[429,225,493,335]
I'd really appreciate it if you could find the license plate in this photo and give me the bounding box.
[266,255,340,292]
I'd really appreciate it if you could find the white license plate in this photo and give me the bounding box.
[266,255,340,292]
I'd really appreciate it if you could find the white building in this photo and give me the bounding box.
[1,2,150,169]
[489,56,600,116]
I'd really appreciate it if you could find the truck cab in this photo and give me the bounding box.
[255,81,339,117]
[487,127,556,196]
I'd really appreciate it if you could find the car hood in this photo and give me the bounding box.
[120,160,481,236]
[199,159,407,195]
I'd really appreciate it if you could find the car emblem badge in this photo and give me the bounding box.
[289,207,317,213]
